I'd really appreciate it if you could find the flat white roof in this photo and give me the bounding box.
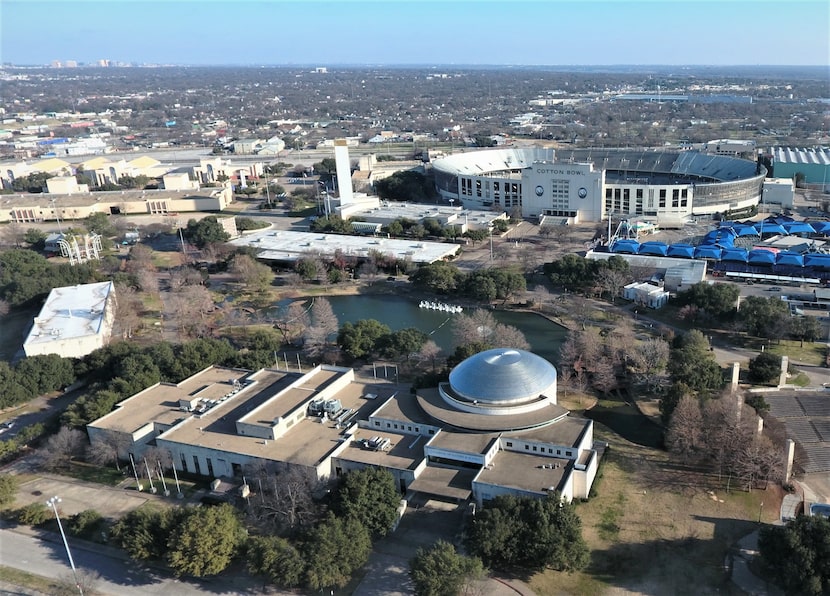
[229,230,460,264]
[24,281,113,346]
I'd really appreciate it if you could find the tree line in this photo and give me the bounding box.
[410,261,526,303]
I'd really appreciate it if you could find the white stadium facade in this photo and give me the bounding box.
[432,147,767,226]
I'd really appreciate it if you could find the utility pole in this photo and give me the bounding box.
[46,496,83,595]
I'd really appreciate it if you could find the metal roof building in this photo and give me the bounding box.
[771,147,830,187]
[229,229,460,265]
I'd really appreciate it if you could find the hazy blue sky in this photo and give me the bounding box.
[3,0,829,66]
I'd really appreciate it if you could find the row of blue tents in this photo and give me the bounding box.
[608,239,830,268]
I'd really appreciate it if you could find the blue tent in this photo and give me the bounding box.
[611,239,640,254]
[735,225,760,237]
[748,249,776,265]
[783,222,816,235]
[776,252,804,267]
[667,244,695,258]
[721,248,749,263]
[701,231,734,247]
[755,223,787,237]
[811,221,830,235]
[638,241,668,256]
[694,246,723,260]
[805,254,830,270]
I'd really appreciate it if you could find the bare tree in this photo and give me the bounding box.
[169,285,215,338]
[134,269,159,294]
[734,434,782,491]
[596,267,631,303]
[701,396,756,488]
[0,222,26,248]
[113,283,143,339]
[416,340,443,372]
[244,460,321,534]
[304,299,339,360]
[141,446,174,479]
[126,244,155,274]
[230,253,273,292]
[86,430,130,472]
[41,428,86,471]
[493,324,530,350]
[55,569,100,596]
[452,309,529,350]
[274,300,311,345]
[628,337,670,390]
[665,395,703,462]
[168,266,203,292]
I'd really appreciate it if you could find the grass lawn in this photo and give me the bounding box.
[0,565,70,595]
[64,461,126,486]
[528,426,782,595]
[766,339,825,366]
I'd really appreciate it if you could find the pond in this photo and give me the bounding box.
[278,294,569,363]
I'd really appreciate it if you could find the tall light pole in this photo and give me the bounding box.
[46,496,83,595]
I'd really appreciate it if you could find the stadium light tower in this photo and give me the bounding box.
[46,496,83,595]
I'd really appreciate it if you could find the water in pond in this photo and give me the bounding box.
[277,294,568,363]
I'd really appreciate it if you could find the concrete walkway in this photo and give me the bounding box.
[729,530,784,596]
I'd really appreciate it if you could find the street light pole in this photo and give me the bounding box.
[46,496,83,595]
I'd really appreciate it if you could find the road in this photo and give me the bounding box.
[0,526,279,595]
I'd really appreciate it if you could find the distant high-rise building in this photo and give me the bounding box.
[51,60,62,68]
[65,60,77,68]
[97,59,110,67]
[334,139,354,205]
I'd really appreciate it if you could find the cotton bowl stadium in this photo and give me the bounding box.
[432,147,766,226]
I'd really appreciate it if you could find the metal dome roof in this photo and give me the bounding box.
[449,348,557,405]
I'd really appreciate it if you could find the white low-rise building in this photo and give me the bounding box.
[23,281,116,358]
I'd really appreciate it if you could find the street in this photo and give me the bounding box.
[0,526,281,595]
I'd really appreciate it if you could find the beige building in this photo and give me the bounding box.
[1,186,233,224]
[87,349,602,505]
[162,172,199,191]
[45,176,89,195]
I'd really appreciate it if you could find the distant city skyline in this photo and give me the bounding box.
[2,0,829,67]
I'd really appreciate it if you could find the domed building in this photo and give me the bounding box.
[345,347,604,504]
[417,348,567,432]
[88,348,603,508]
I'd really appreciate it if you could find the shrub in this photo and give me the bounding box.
[68,509,107,541]
[16,502,51,526]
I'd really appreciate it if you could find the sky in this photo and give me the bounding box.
[2,0,829,67]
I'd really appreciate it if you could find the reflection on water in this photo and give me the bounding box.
[277,294,568,363]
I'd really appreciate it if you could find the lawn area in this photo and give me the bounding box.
[766,339,825,366]
[63,461,126,486]
[0,565,72,595]
[528,427,782,595]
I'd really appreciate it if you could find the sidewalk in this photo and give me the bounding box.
[728,530,784,596]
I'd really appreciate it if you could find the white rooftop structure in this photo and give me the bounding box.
[773,146,830,166]
[23,281,116,358]
[229,230,460,264]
